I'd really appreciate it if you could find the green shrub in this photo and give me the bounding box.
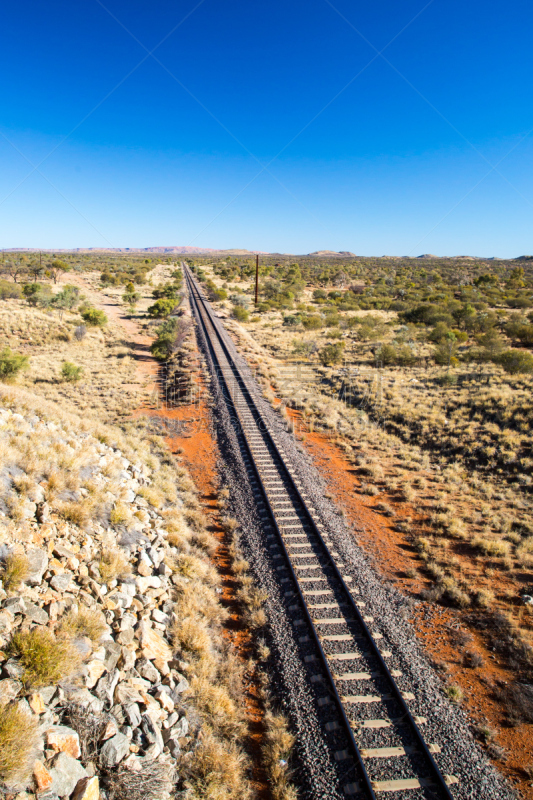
[498,350,533,374]
[151,318,178,360]
[22,282,53,307]
[147,298,176,318]
[318,342,345,366]
[283,315,301,327]
[302,315,323,330]
[81,307,108,326]
[0,280,22,300]
[376,344,397,365]
[0,347,29,382]
[152,283,180,299]
[232,306,249,322]
[211,288,228,302]
[61,361,83,382]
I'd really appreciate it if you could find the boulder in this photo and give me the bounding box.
[0,678,22,704]
[125,702,142,728]
[137,659,161,684]
[23,601,49,625]
[33,759,53,792]
[46,725,81,759]
[100,732,130,768]
[26,549,49,584]
[71,776,99,800]
[141,713,164,754]
[50,573,72,592]
[136,621,172,663]
[28,692,46,714]
[48,753,87,798]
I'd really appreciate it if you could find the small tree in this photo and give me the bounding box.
[0,348,29,382]
[434,332,458,371]
[61,361,83,382]
[46,260,71,284]
[52,285,80,320]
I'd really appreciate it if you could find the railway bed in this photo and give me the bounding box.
[183,264,516,800]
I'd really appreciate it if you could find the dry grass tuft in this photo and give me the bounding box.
[59,607,107,645]
[262,710,298,800]
[0,702,39,785]
[182,728,252,800]
[98,547,131,583]
[109,500,132,526]
[7,627,82,687]
[60,499,94,526]
[0,552,29,592]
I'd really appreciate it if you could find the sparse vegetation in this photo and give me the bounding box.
[98,547,131,582]
[0,347,29,382]
[0,552,29,591]
[0,702,39,786]
[7,627,82,687]
[61,360,83,381]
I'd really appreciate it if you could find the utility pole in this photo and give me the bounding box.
[255,254,259,305]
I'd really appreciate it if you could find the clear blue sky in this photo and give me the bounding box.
[1,0,532,256]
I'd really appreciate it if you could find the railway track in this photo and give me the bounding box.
[184,265,458,799]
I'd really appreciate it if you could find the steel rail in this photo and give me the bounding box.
[184,265,455,800]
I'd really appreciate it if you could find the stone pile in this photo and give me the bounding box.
[0,406,201,799]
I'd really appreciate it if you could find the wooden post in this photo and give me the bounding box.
[255,254,259,305]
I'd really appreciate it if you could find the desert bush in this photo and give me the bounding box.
[0,347,29,382]
[61,361,83,382]
[375,344,397,365]
[498,349,533,374]
[0,279,22,300]
[318,342,345,366]
[0,702,39,785]
[302,314,322,330]
[74,325,87,341]
[81,307,108,326]
[109,500,132,526]
[0,552,29,591]
[472,537,509,557]
[147,298,176,318]
[232,305,249,322]
[7,627,82,687]
[182,729,251,800]
[283,314,301,327]
[105,761,173,800]
[446,684,464,703]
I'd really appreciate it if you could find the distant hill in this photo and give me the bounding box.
[308,250,356,256]
[6,246,269,255]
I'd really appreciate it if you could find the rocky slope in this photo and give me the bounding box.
[0,387,249,800]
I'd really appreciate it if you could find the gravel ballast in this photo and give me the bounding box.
[188,280,517,800]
